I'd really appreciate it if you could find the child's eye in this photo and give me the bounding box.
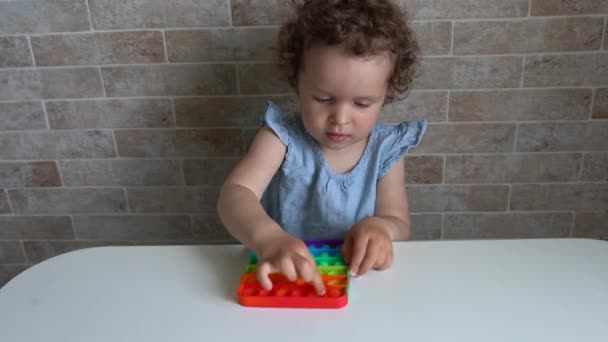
[355,102,370,108]
[314,96,332,103]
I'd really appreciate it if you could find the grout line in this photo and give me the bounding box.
[440,213,445,240]
[123,188,131,213]
[0,50,606,71]
[25,35,37,67]
[84,0,95,31]
[441,155,446,184]
[520,55,526,87]
[170,98,177,126]
[527,0,532,16]
[445,90,451,120]
[227,0,233,26]
[70,215,77,239]
[19,240,29,263]
[569,211,576,237]
[578,153,586,181]
[5,189,15,214]
[98,67,107,97]
[241,128,247,153]
[506,184,512,211]
[55,160,65,186]
[449,21,455,55]
[512,123,519,152]
[161,30,169,63]
[235,64,241,95]
[41,101,50,129]
[590,88,596,119]
[602,17,607,50]
[111,131,120,157]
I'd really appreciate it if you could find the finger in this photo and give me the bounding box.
[357,244,379,276]
[377,250,393,270]
[293,256,314,282]
[256,261,277,290]
[374,252,387,270]
[294,256,325,295]
[279,257,297,282]
[310,269,326,295]
[349,235,370,277]
[341,235,353,264]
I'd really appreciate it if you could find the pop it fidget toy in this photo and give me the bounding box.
[237,240,350,308]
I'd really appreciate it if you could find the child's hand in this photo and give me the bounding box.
[342,217,394,277]
[255,233,326,295]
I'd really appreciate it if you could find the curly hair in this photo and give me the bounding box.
[277,0,420,103]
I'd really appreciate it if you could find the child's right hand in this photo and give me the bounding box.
[255,233,326,295]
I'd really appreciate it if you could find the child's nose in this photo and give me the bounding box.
[329,105,350,125]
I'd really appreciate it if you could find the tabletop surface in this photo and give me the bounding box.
[1,238,607,342]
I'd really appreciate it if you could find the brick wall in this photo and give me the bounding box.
[0,0,607,286]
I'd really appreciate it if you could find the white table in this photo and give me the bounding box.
[1,238,607,342]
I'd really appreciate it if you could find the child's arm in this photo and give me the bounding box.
[217,127,325,294]
[342,157,410,276]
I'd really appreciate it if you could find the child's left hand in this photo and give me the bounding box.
[341,217,393,277]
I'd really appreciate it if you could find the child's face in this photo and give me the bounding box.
[296,43,394,151]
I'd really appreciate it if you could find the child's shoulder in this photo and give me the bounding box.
[262,101,305,148]
[372,119,428,178]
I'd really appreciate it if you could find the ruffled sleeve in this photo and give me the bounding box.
[262,101,293,147]
[378,120,427,179]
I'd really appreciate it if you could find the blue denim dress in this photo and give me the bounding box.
[260,102,427,239]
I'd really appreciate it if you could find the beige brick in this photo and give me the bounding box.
[88,0,229,29]
[582,152,608,181]
[398,0,529,19]
[0,131,115,159]
[166,28,278,62]
[46,99,173,129]
[0,191,11,214]
[191,215,236,242]
[407,185,509,212]
[0,36,33,67]
[102,65,237,97]
[0,216,73,240]
[450,89,592,121]
[0,102,46,130]
[531,0,608,15]
[73,215,192,241]
[127,188,218,214]
[524,53,608,87]
[174,96,297,127]
[9,188,128,214]
[115,129,242,158]
[573,212,608,240]
[183,159,239,186]
[60,160,184,186]
[231,0,294,25]
[593,88,608,119]
[454,17,603,55]
[23,240,125,263]
[517,122,608,152]
[510,183,608,211]
[380,91,447,123]
[0,0,89,34]
[413,123,516,154]
[238,64,292,94]
[446,153,581,183]
[444,212,572,239]
[0,68,103,101]
[413,21,452,55]
[0,241,26,264]
[0,161,61,187]
[409,214,442,240]
[404,156,443,184]
[31,31,165,66]
[414,57,522,89]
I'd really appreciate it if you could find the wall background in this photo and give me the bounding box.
[0,0,607,286]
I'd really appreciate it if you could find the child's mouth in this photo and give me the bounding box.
[326,132,349,142]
